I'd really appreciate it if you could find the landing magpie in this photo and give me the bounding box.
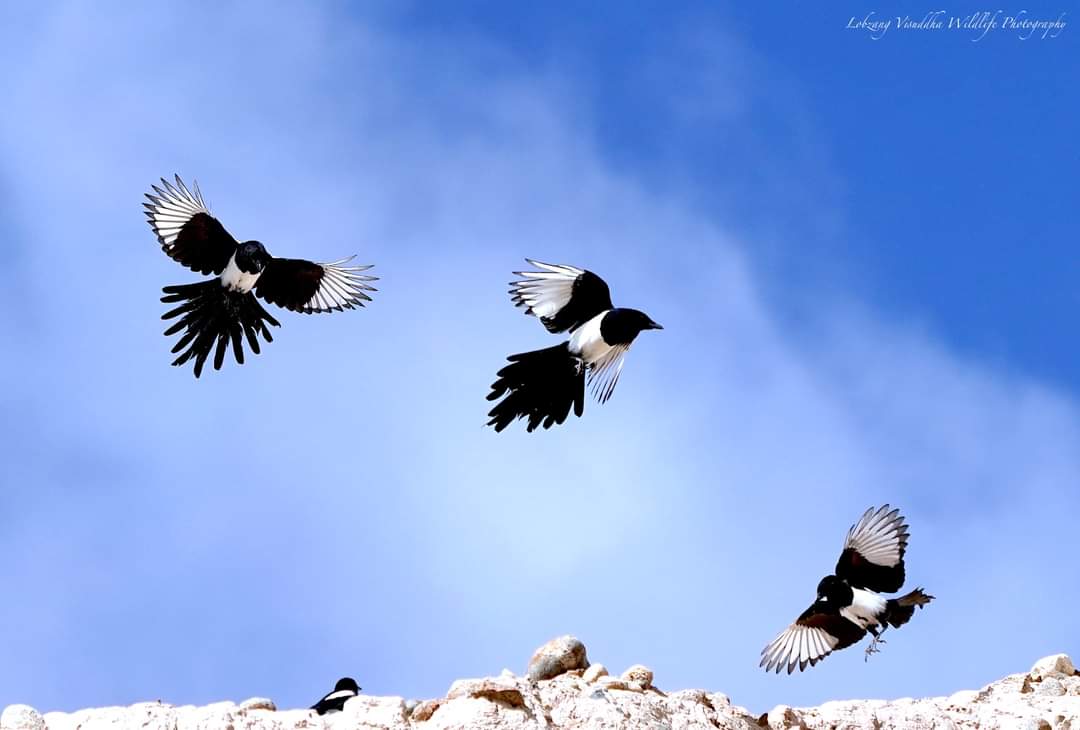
[486,260,662,432]
[310,677,361,715]
[759,505,934,674]
[144,175,377,377]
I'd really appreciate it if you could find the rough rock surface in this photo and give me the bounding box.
[6,645,1079,730]
[527,635,590,682]
[0,706,45,730]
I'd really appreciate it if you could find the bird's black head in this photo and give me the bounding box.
[600,308,664,346]
[334,677,361,693]
[236,240,271,274]
[815,575,853,607]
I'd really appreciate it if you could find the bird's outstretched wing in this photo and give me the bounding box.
[255,256,377,313]
[144,175,237,276]
[835,505,909,594]
[587,344,629,404]
[760,602,867,674]
[509,259,613,333]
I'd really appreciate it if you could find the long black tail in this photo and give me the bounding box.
[885,587,934,629]
[486,343,585,432]
[161,281,280,378]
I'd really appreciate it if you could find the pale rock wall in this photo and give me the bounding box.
[3,639,1078,729]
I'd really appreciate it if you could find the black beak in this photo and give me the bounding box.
[648,320,663,330]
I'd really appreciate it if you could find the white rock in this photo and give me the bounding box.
[620,664,653,688]
[0,705,45,730]
[766,703,802,729]
[446,677,525,707]
[1018,719,1052,730]
[275,709,320,725]
[16,652,1080,730]
[1030,654,1076,681]
[944,689,977,706]
[342,694,408,725]
[239,697,276,711]
[707,691,731,707]
[581,663,608,683]
[410,699,442,722]
[595,675,632,691]
[1035,677,1066,696]
[424,695,530,729]
[176,702,234,730]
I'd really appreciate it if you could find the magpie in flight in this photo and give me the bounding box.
[759,505,934,674]
[144,175,377,377]
[310,677,361,715]
[486,260,662,432]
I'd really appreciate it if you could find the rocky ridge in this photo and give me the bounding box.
[3,637,1078,729]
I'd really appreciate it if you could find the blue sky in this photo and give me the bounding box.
[1,0,1077,716]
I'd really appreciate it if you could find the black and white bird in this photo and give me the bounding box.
[310,677,361,715]
[144,175,377,377]
[760,505,934,674]
[486,260,662,432]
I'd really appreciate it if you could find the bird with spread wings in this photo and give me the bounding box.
[144,175,376,377]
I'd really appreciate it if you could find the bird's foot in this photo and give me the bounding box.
[863,636,887,661]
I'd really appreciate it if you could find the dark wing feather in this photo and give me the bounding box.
[144,175,237,275]
[485,343,585,432]
[836,505,909,593]
[255,256,377,314]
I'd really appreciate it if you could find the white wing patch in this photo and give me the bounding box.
[841,587,887,628]
[302,257,378,314]
[145,175,209,249]
[587,344,629,404]
[843,505,910,568]
[760,624,839,674]
[509,259,584,319]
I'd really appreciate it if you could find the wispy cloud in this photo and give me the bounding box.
[0,0,1075,715]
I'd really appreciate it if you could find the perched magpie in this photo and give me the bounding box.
[486,260,662,432]
[760,505,934,674]
[310,677,361,715]
[144,175,377,377]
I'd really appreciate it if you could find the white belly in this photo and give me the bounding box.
[841,588,887,628]
[568,311,613,364]
[220,254,262,293]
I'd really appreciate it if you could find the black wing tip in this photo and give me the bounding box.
[872,503,902,520]
[852,504,908,533]
[908,587,935,605]
[758,656,801,675]
[146,174,202,203]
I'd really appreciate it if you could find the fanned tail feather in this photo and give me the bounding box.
[161,280,280,377]
[885,588,934,629]
[485,343,585,432]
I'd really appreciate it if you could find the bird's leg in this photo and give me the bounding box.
[864,625,888,661]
